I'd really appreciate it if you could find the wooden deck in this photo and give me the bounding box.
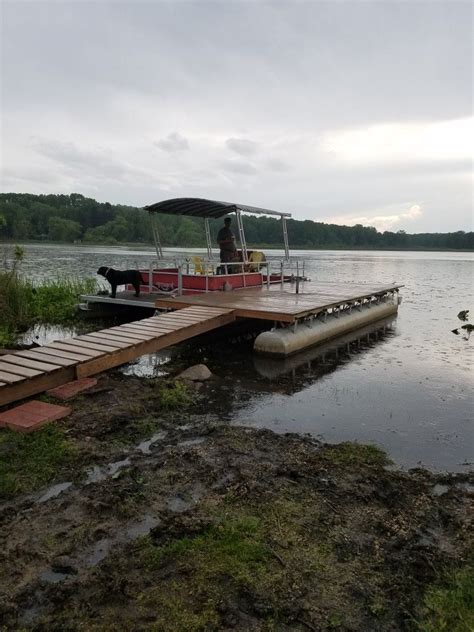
[0,307,235,407]
[155,282,402,323]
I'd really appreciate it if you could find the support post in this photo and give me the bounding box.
[282,217,290,261]
[151,214,163,259]
[235,210,248,262]
[204,218,213,260]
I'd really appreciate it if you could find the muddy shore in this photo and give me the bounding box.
[0,371,472,631]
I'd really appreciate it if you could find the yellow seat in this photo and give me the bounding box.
[248,251,266,272]
[191,256,213,275]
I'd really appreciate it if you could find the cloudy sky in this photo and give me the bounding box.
[1,1,472,232]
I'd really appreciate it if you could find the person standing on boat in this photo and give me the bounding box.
[217,217,238,264]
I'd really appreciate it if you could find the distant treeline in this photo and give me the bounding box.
[0,193,472,250]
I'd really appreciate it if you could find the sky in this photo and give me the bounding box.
[1,0,472,233]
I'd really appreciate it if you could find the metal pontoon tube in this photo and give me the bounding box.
[254,296,398,356]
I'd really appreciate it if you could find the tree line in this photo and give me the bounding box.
[0,193,472,250]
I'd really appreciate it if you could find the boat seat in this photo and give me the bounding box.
[191,256,213,275]
[248,251,266,272]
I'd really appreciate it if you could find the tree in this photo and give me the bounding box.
[48,217,82,242]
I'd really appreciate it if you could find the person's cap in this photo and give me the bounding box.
[224,216,231,223]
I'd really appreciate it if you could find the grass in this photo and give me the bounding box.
[322,441,390,467]
[155,379,191,411]
[129,498,341,631]
[0,270,96,345]
[136,516,270,631]
[417,562,474,632]
[0,424,76,499]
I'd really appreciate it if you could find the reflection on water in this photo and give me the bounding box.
[11,243,474,472]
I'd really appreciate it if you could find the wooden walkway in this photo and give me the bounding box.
[0,306,235,407]
[155,282,402,323]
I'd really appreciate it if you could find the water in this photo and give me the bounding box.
[12,243,474,472]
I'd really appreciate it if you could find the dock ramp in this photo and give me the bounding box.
[0,307,235,407]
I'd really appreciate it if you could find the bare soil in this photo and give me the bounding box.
[0,372,472,631]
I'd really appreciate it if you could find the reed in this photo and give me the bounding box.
[0,264,96,346]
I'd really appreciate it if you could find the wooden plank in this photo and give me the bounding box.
[70,338,119,353]
[156,315,207,325]
[77,334,132,349]
[0,366,76,407]
[1,354,61,373]
[77,310,236,379]
[0,370,25,384]
[136,320,182,331]
[93,329,148,343]
[26,347,90,362]
[116,323,171,335]
[107,327,156,340]
[15,349,79,367]
[117,323,167,334]
[45,342,104,358]
[0,361,43,378]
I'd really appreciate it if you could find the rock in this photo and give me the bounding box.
[177,364,212,382]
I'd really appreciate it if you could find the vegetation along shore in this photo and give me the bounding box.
[1,193,473,250]
[0,245,96,346]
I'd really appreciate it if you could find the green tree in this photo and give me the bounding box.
[48,217,82,242]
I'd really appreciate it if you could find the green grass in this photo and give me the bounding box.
[322,441,390,467]
[137,516,270,631]
[0,270,96,345]
[417,562,474,632]
[155,380,191,411]
[0,425,76,499]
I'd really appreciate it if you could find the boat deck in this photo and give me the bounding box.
[0,306,235,407]
[155,281,402,323]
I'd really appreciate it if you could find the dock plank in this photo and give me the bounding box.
[15,349,79,367]
[1,354,61,373]
[0,361,43,378]
[0,307,236,407]
[45,342,105,358]
[0,370,26,384]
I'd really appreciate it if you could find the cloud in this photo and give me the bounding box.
[321,117,473,165]
[155,132,189,152]
[219,159,258,175]
[265,158,290,172]
[225,138,259,156]
[326,204,424,232]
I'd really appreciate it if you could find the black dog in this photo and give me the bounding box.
[97,267,145,298]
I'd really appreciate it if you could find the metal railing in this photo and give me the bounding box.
[141,256,307,296]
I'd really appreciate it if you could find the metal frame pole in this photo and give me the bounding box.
[151,214,163,259]
[282,217,289,261]
[204,218,213,261]
[235,210,248,262]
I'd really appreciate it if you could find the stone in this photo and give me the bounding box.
[177,364,212,382]
[0,400,71,433]
[47,377,98,400]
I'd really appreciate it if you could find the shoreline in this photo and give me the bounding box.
[0,371,472,630]
[1,239,473,253]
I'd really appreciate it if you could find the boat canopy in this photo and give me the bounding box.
[144,197,292,219]
[144,197,291,262]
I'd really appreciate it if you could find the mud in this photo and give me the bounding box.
[0,372,472,631]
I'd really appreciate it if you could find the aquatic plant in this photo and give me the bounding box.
[0,246,97,345]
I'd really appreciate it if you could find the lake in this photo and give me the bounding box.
[8,243,474,472]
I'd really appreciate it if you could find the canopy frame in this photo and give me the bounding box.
[144,197,292,263]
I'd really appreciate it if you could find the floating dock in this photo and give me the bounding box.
[1,282,401,408]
